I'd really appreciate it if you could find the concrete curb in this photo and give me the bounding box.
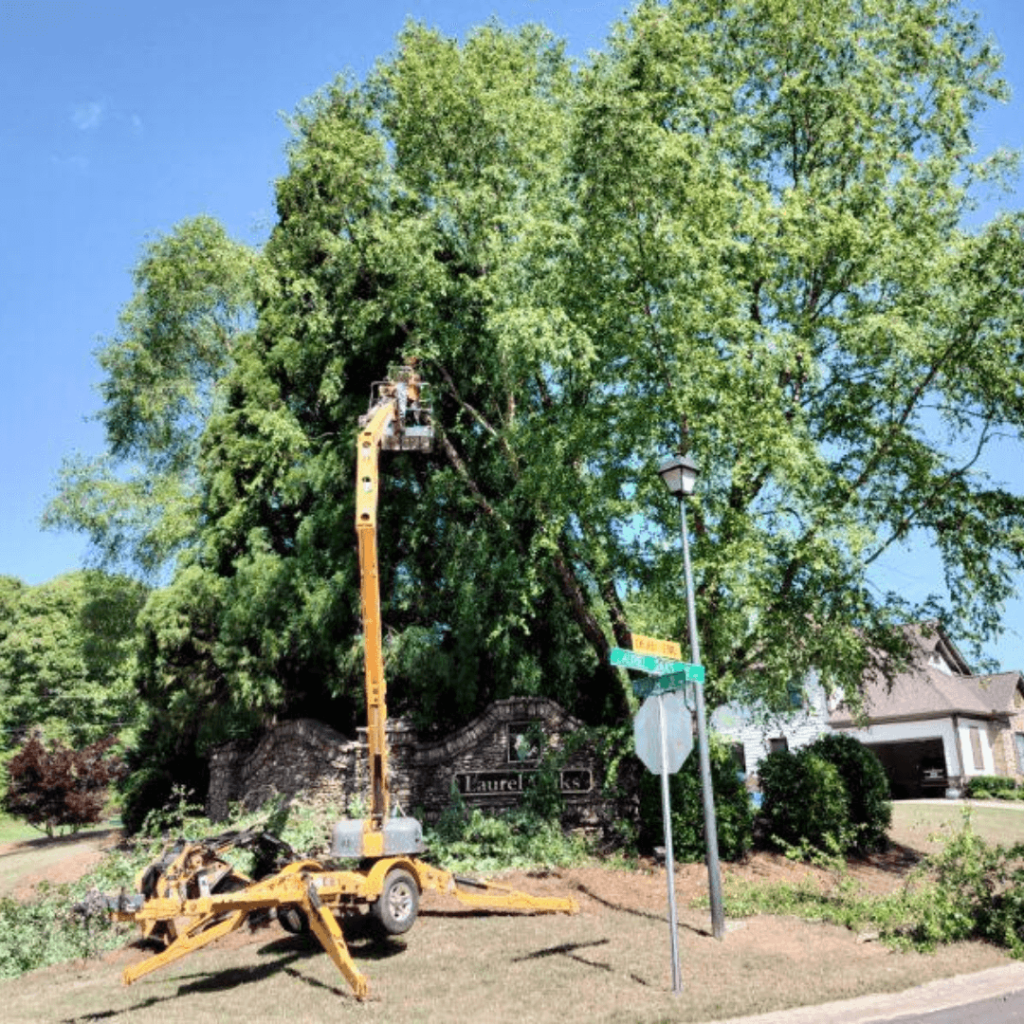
[698,963,1024,1024]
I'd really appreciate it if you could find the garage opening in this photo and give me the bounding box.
[864,738,947,799]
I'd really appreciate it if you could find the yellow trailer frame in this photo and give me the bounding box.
[113,841,578,1000]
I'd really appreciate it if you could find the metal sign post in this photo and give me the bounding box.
[633,690,693,996]
[657,696,682,995]
[677,501,726,941]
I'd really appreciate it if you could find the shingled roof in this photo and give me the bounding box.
[830,623,1024,726]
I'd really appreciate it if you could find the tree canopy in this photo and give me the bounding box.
[52,0,1024,755]
[43,216,258,578]
[0,573,146,754]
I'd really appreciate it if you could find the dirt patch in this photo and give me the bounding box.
[0,813,1016,1023]
[0,828,121,898]
[0,859,1011,1024]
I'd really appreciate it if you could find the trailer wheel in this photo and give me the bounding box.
[372,868,419,936]
[278,906,310,935]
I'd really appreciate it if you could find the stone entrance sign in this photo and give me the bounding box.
[208,698,612,833]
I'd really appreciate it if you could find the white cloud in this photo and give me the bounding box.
[72,101,104,132]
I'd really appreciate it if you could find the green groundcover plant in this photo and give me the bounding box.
[0,838,161,979]
[722,811,1024,958]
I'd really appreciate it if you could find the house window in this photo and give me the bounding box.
[786,681,804,710]
[969,727,984,771]
[769,737,788,755]
[1015,733,1024,773]
[730,744,746,775]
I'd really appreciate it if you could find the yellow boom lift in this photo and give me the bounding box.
[107,369,578,1000]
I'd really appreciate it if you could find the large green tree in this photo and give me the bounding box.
[0,573,146,753]
[44,216,259,577]
[55,1,1024,757]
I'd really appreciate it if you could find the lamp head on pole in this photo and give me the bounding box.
[658,454,699,498]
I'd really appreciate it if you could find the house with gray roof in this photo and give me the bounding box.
[712,622,1024,798]
[828,623,1024,797]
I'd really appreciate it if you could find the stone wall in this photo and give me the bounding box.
[207,698,617,832]
[991,686,1024,784]
[207,718,362,823]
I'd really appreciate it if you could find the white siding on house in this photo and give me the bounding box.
[710,624,1019,791]
[712,676,831,779]
[833,716,996,781]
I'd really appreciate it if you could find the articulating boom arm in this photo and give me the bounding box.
[355,370,432,833]
[98,368,580,1007]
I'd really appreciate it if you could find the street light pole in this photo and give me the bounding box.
[677,497,726,940]
[659,455,726,941]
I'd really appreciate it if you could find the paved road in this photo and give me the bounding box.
[887,989,1024,1023]
[700,964,1024,1024]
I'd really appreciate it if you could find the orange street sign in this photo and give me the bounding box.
[629,633,682,660]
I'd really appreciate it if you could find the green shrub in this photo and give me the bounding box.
[807,733,892,852]
[638,735,754,862]
[966,775,1018,799]
[119,766,175,835]
[758,748,851,854]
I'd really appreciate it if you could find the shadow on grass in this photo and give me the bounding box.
[59,950,312,1023]
[513,937,654,988]
[574,883,711,937]
[418,907,566,920]
[852,840,924,876]
[0,827,120,855]
[257,926,409,964]
[59,929,407,1021]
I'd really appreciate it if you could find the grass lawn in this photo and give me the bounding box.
[891,800,1024,854]
[0,818,123,895]
[0,802,1019,1021]
[0,815,41,846]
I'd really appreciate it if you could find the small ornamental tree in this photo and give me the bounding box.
[2,735,125,836]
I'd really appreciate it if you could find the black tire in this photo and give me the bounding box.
[278,905,310,935]
[371,868,419,936]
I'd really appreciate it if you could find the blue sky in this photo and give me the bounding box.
[1,0,1022,670]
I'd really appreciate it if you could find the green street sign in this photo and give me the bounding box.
[659,665,705,686]
[610,647,686,675]
[633,677,676,698]
[633,672,701,699]
[611,647,704,683]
